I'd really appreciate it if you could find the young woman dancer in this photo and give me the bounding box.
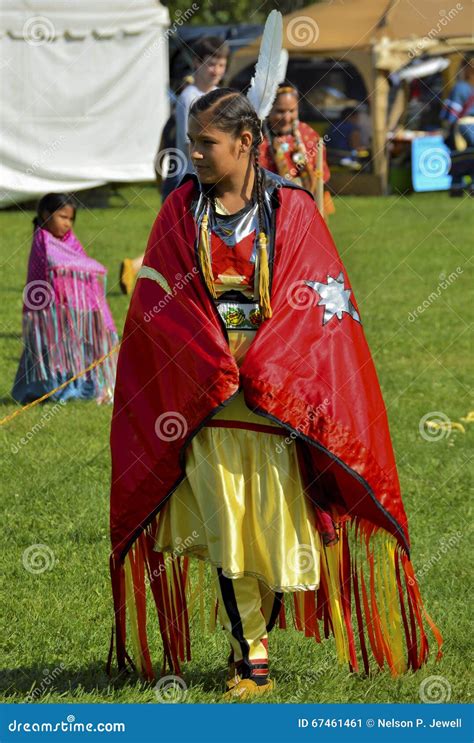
[108,89,442,700]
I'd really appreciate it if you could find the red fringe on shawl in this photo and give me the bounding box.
[291,520,443,676]
[107,517,442,681]
[107,526,191,681]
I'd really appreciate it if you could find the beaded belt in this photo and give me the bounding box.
[216,301,262,331]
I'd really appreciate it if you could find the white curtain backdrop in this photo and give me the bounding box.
[0,1,170,205]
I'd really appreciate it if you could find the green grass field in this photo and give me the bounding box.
[1,187,472,704]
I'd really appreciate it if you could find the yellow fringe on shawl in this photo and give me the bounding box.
[114,518,442,682]
[186,560,218,633]
[122,543,218,679]
[321,540,349,664]
[382,537,406,675]
[290,519,442,677]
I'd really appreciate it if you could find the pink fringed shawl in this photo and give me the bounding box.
[21,227,118,395]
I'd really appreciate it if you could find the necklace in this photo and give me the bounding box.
[214,196,258,216]
[214,197,231,216]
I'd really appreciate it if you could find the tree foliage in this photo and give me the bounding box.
[163,0,318,26]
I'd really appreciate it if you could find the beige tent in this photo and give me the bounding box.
[227,0,474,192]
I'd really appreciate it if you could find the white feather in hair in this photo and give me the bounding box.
[276,49,289,85]
[246,10,284,121]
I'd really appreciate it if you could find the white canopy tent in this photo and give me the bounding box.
[0,0,170,206]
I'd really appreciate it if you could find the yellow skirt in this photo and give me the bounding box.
[154,393,321,592]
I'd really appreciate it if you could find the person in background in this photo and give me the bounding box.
[326,107,365,170]
[119,37,230,295]
[356,102,372,148]
[175,36,230,175]
[259,83,334,215]
[12,193,118,405]
[440,55,474,196]
[120,80,193,295]
[156,75,195,201]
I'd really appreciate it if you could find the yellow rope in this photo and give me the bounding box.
[257,232,272,319]
[0,342,121,427]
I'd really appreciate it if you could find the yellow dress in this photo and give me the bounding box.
[154,203,321,593]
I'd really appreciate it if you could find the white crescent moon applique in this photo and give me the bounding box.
[137,266,172,295]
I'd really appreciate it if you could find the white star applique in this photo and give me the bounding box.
[305,272,361,325]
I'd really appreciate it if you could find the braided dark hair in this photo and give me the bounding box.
[33,192,76,230]
[191,88,273,318]
[189,88,266,237]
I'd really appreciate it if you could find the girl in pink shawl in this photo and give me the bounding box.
[12,193,118,404]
